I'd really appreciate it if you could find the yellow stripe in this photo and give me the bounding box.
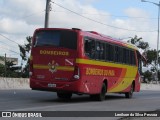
[33,65,74,71]
[76,58,138,92]
[33,65,49,69]
[76,58,137,69]
[57,66,74,71]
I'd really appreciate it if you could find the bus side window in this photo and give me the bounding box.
[106,43,109,61]
[84,38,89,57]
[123,48,127,64]
[119,47,123,63]
[109,44,114,61]
[100,42,105,60]
[126,49,130,64]
[95,41,105,60]
[84,38,95,59]
[130,51,136,65]
[90,40,96,59]
[115,46,119,62]
[95,41,100,59]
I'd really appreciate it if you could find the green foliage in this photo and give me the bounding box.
[127,35,160,81]
[0,63,5,76]
[146,49,157,65]
[0,60,21,77]
[19,45,27,61]
[142,70,152,82]
[19,36,32,61]
[18,36,32,78]
[127,35,149,50]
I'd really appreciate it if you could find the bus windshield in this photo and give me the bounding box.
[34,30,77,50]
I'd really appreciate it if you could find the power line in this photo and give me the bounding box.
[52,10,158,26]
[0,40,18,50]
[51,1,157,32]
[0,45,20,55]
[52,10,158,20]
[0,33,20,45]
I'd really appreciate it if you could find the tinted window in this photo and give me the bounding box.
[84,38,96,59]
[130,51,136,65]
[95,41,105,60]
[34,30,77,49]
[115,46,123,63]
[108,44,114,61]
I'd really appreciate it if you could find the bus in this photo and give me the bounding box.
[29,28,145,101]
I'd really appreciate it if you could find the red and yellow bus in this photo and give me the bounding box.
[30,28,145,101]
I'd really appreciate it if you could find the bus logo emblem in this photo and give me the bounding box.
[48,60,59,73]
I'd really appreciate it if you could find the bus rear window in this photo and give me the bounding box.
[34,30,77,49]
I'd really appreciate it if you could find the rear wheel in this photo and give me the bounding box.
[125,83,134,98]
[90,83,106,101]
[57,92,72,100]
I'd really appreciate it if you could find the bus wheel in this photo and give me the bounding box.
[125,84,134,98]
[97,83,106,101]
[57,92,72,100]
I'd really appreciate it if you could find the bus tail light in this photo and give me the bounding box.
[73,66,80,80]
[29,61,33,77]
[29,72,33,76]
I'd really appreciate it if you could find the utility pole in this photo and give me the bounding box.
[4,53,6,77]
[44,0,51,28]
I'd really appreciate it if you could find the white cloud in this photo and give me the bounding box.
[0,18,29,34]
[124,7,149,18]
[0,0,158,64]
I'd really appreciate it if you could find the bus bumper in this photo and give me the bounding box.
[30,79,84,93]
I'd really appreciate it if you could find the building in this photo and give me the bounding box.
[0,56,18,65]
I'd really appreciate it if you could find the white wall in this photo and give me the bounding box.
[0,77,30,89]
[0,77,160,91]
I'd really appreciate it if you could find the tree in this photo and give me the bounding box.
[128,35,160,81]
[0,59,21,77]
[145,49,158,71]
[127,35,149,51]
[142,70,152,82]
[0,63,5,77]
[6,61,21,77]
[18,36,32,78]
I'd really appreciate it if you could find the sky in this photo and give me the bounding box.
[0,0,159,65]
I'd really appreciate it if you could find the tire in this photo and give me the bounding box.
[57,92,72,100]
[125,83,134,98]
[90,83,106,101]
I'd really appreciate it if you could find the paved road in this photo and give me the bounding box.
[0,90,160,120]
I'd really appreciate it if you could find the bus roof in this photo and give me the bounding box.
[80,30,138,51]
[34,28,138,51]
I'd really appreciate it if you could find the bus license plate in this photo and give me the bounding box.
[48,83,56,88]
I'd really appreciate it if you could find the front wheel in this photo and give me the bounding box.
[125,84,134,98]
